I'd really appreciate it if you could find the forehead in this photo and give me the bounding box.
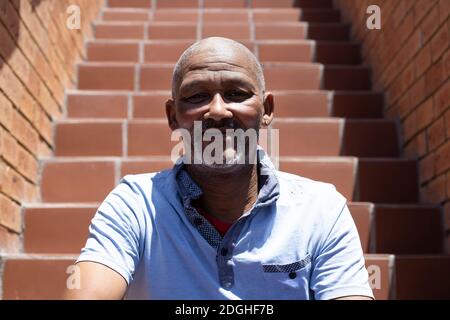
[178,46,259,89]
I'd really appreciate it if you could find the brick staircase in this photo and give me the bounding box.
[1,0,450,300]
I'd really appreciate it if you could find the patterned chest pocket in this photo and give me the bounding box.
[261,254,312,298]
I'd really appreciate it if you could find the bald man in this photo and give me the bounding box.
[65,37,374,300]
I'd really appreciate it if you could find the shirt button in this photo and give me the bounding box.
[194,218,203,226]
[223,282,232,289]
[220,248,228,256]
[289,272,297,279]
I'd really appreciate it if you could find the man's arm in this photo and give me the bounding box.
[63,261,128,300]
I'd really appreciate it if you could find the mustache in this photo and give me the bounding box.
[201,119,242,131]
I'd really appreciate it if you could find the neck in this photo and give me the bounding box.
[186,164,259,223]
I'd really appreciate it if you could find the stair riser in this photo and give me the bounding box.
[39,159,419,204]
[66,92,384,119]
[54,120,398,158]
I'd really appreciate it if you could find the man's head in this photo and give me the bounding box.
[166,37,274,171]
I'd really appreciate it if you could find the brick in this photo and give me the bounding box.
[416,98,434,131]
[15,144,38,182]
[446,109,450,138]
[431,25,449,62]
[414,0,438,27]
[10,111,39,156]
[0,92,13,131]
[0,128,18,166]
[434,80,450,117]
[420,7,440,44]
[420,152,436,183]
[0,58,37,125]
[427,118,446,151]
[403,111,418,142]
[37,137,53,158]
[435,140,450,175]
[0,162,37,203]
[0,193,21,233]
[409,77,426,107]
[421,175,446,203]
[415,44,432,77]
[425,59,444,95]
[34,107,53,145]
[0,224,21,253]
[439,0,450,24]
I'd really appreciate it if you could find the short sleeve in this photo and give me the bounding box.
[310,196,374,300]
[76,177,143,285]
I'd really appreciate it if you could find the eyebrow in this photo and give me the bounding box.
[179,77,257,93]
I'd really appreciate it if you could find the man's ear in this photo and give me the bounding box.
[165,99,179,131]
[261,92,274,128]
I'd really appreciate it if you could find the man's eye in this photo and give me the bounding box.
[184,93,209,104]
[225,90,251,102]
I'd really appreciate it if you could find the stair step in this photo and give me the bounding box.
[101,8,340,24]
[53,118,398,157]
[252,0,333,8]
[315,42,361,65]
[273,118,398,157]
[22,203,442,255]
[280,157,419,203]
[66,90,384,119]
[86,39,361,65]
[323,66,371,90]
[108,0,152,8]
[153,9,199,22]
[7,253,448,300]
[104,0,335,10]
[102,8,150,22]
[373,205,444,254]
[40,159,118,203]
[308,23,350,41]
[38,157,418,204]
[394,256,450,299]
[357,159,419,204]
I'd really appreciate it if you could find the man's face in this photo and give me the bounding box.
[166,44,273,170]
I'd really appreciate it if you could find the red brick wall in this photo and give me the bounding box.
[333,0,450,248]
[0,0,104,253]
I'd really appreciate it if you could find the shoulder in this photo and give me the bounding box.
[275,170,344,203]
[273,170,348,229]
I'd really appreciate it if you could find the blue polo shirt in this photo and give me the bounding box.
[77,149,373,300]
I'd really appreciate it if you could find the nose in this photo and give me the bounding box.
[204,93,233,122]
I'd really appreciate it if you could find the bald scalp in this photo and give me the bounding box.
[171,37,265,98]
